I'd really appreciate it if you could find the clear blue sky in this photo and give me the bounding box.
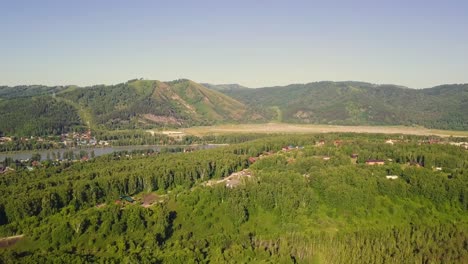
[1,0,467,88]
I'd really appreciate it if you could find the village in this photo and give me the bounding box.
[60,130,109,147]
[0,130,109,152]
[204,136,465,190]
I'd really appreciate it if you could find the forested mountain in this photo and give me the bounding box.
[0,134,467,262]
[0,79,267,135]
[1,80,467,136]
[209,81,468,130]
[58,79,265,129]
[0,97,82,136]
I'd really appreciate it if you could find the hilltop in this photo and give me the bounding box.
[0,79,267,135]
[57,79,261,129]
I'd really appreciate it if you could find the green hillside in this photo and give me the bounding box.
[210,81,468,130]
[57,79,262,130]
[0,96,82,136]
[0,80,267,135]
[1,80,467,136]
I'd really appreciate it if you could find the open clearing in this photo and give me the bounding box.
[182,123,468,137]
[0,235,24,248]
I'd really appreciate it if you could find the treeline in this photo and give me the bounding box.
[0,130,268,153]
[0,138,64,152]
[0,97,82,136]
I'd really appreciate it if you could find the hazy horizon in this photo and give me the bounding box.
[1,0,467,88]
[2,78,467,90]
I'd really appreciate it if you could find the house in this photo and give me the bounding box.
[99,140,110,146]
[435,167,442,171]
[248,157,258,164]
[365,160,385,165]
[350,153,358,158]
[0,137,12,143]
[282,145,296,151]
[385,139,394,145]
[316,140,325,146]
[386,175,399,180]
[84,129,92,140]
[449,142,468,149]
[334,140,342,147]
[63,139,74,146]
[184,147,195,153]
[409,161,423,167]
[322,156,331,161]
[119,195,135,203]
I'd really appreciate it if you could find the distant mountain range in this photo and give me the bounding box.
[0,79,466,136]
[209,81,468,130]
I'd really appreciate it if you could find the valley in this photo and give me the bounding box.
[3,1,468,263]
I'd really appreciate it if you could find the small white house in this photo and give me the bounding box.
[386,175,399,180]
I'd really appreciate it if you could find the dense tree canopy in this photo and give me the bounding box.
[0,133,467,263]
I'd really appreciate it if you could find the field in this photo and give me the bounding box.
[182,123,468,137]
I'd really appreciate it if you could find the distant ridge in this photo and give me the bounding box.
[0,80,467,135]
[207,81,468,130]
[201,83,250,92]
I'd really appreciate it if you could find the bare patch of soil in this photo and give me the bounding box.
[0,235,24,248]
[143,114,182,125]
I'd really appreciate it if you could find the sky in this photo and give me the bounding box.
[1,0,467,88]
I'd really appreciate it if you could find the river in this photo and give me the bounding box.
[0,144,228,161]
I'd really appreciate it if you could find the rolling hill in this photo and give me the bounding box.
[0,79,467,136]
[57,79,262,130]
[0,79,266,135]
[208,81,468,130]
